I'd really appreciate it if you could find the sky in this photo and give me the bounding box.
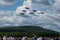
[0,0,55,11]
[0,0,24,11]
[0,0,60,32]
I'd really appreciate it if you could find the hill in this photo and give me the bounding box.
[0,26,60,37]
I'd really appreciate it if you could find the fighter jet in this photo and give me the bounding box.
[16,0,45,17]
[22,10,27,12]
[25,7,30,9]
[32,10,37,12]
[41,12,45,14]
[20,12,25,16]
[30,12,34,14]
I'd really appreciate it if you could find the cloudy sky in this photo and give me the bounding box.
[0,0,60,32]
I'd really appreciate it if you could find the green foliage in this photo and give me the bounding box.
[0,26,60,37]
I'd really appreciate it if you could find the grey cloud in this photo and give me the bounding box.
[0,0,60,32]
[31,0,55,12]
[0,0,16,5]
[32,0,52,5]
[0,10,60,32]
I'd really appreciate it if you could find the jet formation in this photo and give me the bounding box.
[15,0,45,17]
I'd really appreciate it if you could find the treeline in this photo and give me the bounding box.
[0,26,60,37]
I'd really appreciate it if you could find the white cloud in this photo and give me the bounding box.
[14,0,60,32]
[0,0,16,5]
[54,0,60,7]
[0,0,60,32]
[31,0,56,14]
[53,0,60,14]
